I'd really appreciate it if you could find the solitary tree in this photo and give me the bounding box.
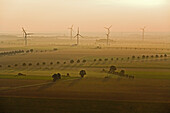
[52,73,61,82]
[108,66,117,74]
[79,70,86,78]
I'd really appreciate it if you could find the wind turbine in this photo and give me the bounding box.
[74,27,83,45]
[22,27,33,46]
[104,25,112,45]
[68,25,74,40]
[140,26,146,41]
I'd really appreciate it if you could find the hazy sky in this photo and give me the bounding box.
[0,0,170,33]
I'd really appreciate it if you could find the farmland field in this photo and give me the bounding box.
[0,38,170,112]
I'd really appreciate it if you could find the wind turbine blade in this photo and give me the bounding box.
[104,27,108,29]
[79,34,84,38]
[22,27,27,35]
[109,25,112,29]
[74,35,78,38]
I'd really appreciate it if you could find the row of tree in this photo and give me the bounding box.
[52,70,86,82]
[106,66,134,79]
[0,59,87,68]
[94,54,167,62]
[0,54,167,68]
[111,47,170,51]
[0,49,34,56]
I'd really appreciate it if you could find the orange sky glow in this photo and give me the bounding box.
[0,0,170,33]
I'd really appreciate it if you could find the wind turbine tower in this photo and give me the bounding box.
[68,25,74,40]
[22,27,33,46]
[141,26,146,41]
[104,25,112,45]
[74,27,83,45]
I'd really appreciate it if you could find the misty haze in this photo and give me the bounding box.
[0,0,170,113]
